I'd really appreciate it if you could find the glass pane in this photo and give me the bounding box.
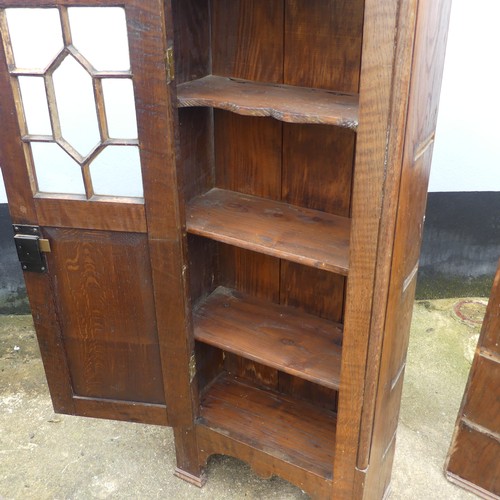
[18,76,52,136]
[53,55,100,157]
[31,142,85,195]
[102,79,138,139]
[68,7,130,71]
[5,9,63,69]
[90,146,143,198]
[0,169,7,204]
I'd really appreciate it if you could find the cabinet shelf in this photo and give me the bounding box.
[186,188,350,275]
[177,75,359,129]
[198,374,337,479]
[194,287,343,390]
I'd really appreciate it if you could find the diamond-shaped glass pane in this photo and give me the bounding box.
[102,79,138,139]
[18,76,52,136]
[31,142,85,195]
[90,146,143,198]
[68,7,130,71]
[53,55,100,157]
[5,9,63,69]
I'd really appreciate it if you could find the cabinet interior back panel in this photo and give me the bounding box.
[284,0,365,92]
[211,0,284,82]
[211,0,364,92]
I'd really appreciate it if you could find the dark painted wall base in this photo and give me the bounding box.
[0,192,499,312]
[0,204,30,314]
[416,192,500,299]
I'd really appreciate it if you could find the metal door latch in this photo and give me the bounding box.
[13,225,51,273]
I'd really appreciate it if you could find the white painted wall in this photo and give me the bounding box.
[0,170,7,204]
[429,0,500,192]
[0,0,499,204]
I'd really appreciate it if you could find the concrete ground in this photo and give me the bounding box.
[0,298,486,499]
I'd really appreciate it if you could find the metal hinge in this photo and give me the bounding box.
[165,46,175,84]
[13,224,51,273]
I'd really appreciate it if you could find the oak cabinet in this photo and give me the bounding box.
[0,0,451,498]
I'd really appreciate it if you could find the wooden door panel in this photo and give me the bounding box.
[45,228,165,404]
[0,1,184,426]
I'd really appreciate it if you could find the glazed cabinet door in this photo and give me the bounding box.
[0,1,187,426]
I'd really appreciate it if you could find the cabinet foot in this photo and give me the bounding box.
[174,467,206,488]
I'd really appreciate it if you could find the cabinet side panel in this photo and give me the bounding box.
[480,259,500,354]
[284,0,364,92]
[212,0,283,83]
[445,261,500,498]
[179,108,214,202]
[460,356,500,433]
[333,0,401,495]
[447,421,500,497]
[364,1,452,498]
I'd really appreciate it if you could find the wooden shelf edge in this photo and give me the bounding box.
[186,188,350,276]
[198,374,337,479]
[194,287,343,390]
[177,75,359,130]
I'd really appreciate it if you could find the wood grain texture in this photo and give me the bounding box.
[214,112,282,200]
[284,0,364,93]
[73,396,168,426]
[446,421,500,498]
[361,2,453,497]
[0,0,174,427]
[34,196,147,233]
[277,374,338,413]
[333,0,402,497]
[171,0,211,84]
[187,188,351,275]
[211,3,284,397]
[460,356,500,432]
[178,107,214,203]
[45,228,165,404]
[217,244,281,303]
[216,244,281,389]
[197,425,333,499]
[195,342,225,393]
[126,0,200,440]
[280,121,353,362]
[211,0,283,83]
[212,109,282,390]
[355,0,419,472]
[282,124,355,216]
[177,76,359,129]
[126,1,204,476]
[198,375,337,479]
[280,261,346,323]
[194,287,343,389]
[187,235,218,304]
